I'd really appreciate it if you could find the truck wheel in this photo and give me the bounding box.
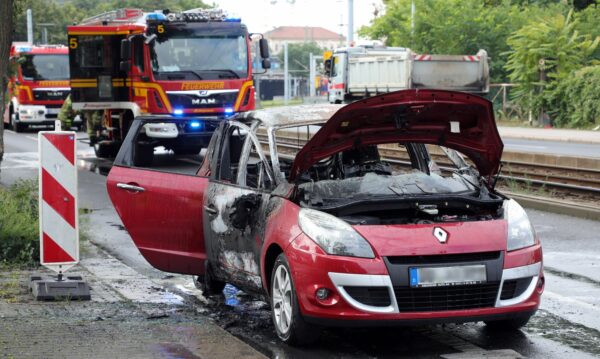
[271,253,319,346]
[485,314,532,330]
[195,262,226,296]
[94,141,119,159]
[12,115,25,133]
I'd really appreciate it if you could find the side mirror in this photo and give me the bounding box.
[120,39,131,61]
[324,59,332,75]
[261,58,271,70]
[119,60,131,72]
[259,38,270,59]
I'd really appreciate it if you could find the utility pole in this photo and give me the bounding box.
[347,0,354,47]
[284,42,289,105]
[27,9,33,44]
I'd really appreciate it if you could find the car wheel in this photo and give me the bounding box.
[271,253,319,346]
[195,262,226,296]
[485,314,531,330]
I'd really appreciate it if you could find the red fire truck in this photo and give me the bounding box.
[3,43,70,132]
[67,8,270,157]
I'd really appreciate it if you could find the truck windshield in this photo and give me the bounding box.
[20,54,70,81]
[151,35,248,80]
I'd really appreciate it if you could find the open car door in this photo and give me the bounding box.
[107,116,218,275]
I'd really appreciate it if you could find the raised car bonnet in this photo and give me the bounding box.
[289,89,503,182]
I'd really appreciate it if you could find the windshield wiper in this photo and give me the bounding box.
[161,70,203,80]
[204,69,240,79]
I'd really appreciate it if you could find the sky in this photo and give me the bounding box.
[212,0,384,40]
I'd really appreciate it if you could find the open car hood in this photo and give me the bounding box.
[289,90,503,182]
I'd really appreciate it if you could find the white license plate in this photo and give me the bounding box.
[46,108,60,115]
[409,265,487,287]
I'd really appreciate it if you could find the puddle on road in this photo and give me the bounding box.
[526,309,600,356]
[77,158,113,176]
[153,343,203,359]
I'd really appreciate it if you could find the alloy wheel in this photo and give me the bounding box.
[272,264,293,334]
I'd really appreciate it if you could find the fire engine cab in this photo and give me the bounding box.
[67,8,270,157]
[4,43,70,132]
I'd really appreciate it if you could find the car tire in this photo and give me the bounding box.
[270,253,319,346]
[196,262,226,296]
[485,314,532,330]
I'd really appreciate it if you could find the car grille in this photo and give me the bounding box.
[387,251,501,265]
[393,282,500,312]
[33,90,70,101]
[344,286,391,307]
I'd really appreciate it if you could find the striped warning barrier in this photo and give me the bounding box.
[38,131,79,273]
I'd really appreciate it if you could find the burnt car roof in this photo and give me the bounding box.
[237,104,342,129]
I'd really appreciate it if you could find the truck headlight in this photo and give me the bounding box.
[298,208,375,258]
[505,199,536,251]
[19,108,32,115]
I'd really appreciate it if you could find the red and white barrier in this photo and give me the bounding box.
[38,131,78,273]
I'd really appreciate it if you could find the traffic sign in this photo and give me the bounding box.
[38,131,79,273]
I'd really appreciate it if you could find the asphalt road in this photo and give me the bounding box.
[2,128,600,358]
[503,138,600,158]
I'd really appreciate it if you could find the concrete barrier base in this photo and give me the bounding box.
[29,274,91,301]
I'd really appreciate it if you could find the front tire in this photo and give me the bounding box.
[270,253,318,345]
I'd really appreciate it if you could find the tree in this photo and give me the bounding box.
[12,0,210,45]
[277,42,323,77]
[504,10,599,117]
[1,0,16,165]
[359,0,566,82]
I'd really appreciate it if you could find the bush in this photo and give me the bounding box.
[549,66,600,128]
[0,180,39,265]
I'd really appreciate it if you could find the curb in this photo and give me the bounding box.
[508,192,600,220]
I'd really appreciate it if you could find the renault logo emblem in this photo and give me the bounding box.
[433,227,448,243]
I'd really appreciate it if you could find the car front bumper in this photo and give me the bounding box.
[286,233,543,324]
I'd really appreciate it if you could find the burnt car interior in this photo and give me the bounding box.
[268,124,505,226]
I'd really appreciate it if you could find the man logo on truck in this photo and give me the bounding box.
[191,98,216,105]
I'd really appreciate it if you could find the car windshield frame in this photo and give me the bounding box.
[20,54,70,81]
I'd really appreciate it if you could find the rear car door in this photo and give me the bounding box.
[107,117,218,275]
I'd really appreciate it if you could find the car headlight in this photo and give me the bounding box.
[19,108,32,115]
[505,199,536,251]
[298,208,375,258]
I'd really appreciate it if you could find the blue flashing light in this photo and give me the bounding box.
[173,108,184,116]
[146,13,167,21]
[224,107,234,114]
[224,18,241,22]
[190,121,201,128]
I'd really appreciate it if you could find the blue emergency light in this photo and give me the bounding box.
[224,108,234,114]
[190,121,201,128]
[173,108,184,116]
[146,13,167,21]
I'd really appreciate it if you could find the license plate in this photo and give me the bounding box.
[409,265,487,287]
[46,108,60,115]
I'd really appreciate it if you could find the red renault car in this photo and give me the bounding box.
[107,90,543,345]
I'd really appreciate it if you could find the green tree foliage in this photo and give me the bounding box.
[359,0,566,82]
[277,42,323,77]
[548,66,600,128]
[0,180,39,265]
[13,0,209,45]
[504,10,599,116]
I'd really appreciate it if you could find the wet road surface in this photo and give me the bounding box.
[2,128,600,358]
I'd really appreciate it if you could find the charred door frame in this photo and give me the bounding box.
[204,119,276,294]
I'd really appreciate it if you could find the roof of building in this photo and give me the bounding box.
[264,26,344,41]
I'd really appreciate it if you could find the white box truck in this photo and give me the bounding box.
[324,47,489,104]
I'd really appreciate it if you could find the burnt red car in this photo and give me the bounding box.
[107,90,543,345]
